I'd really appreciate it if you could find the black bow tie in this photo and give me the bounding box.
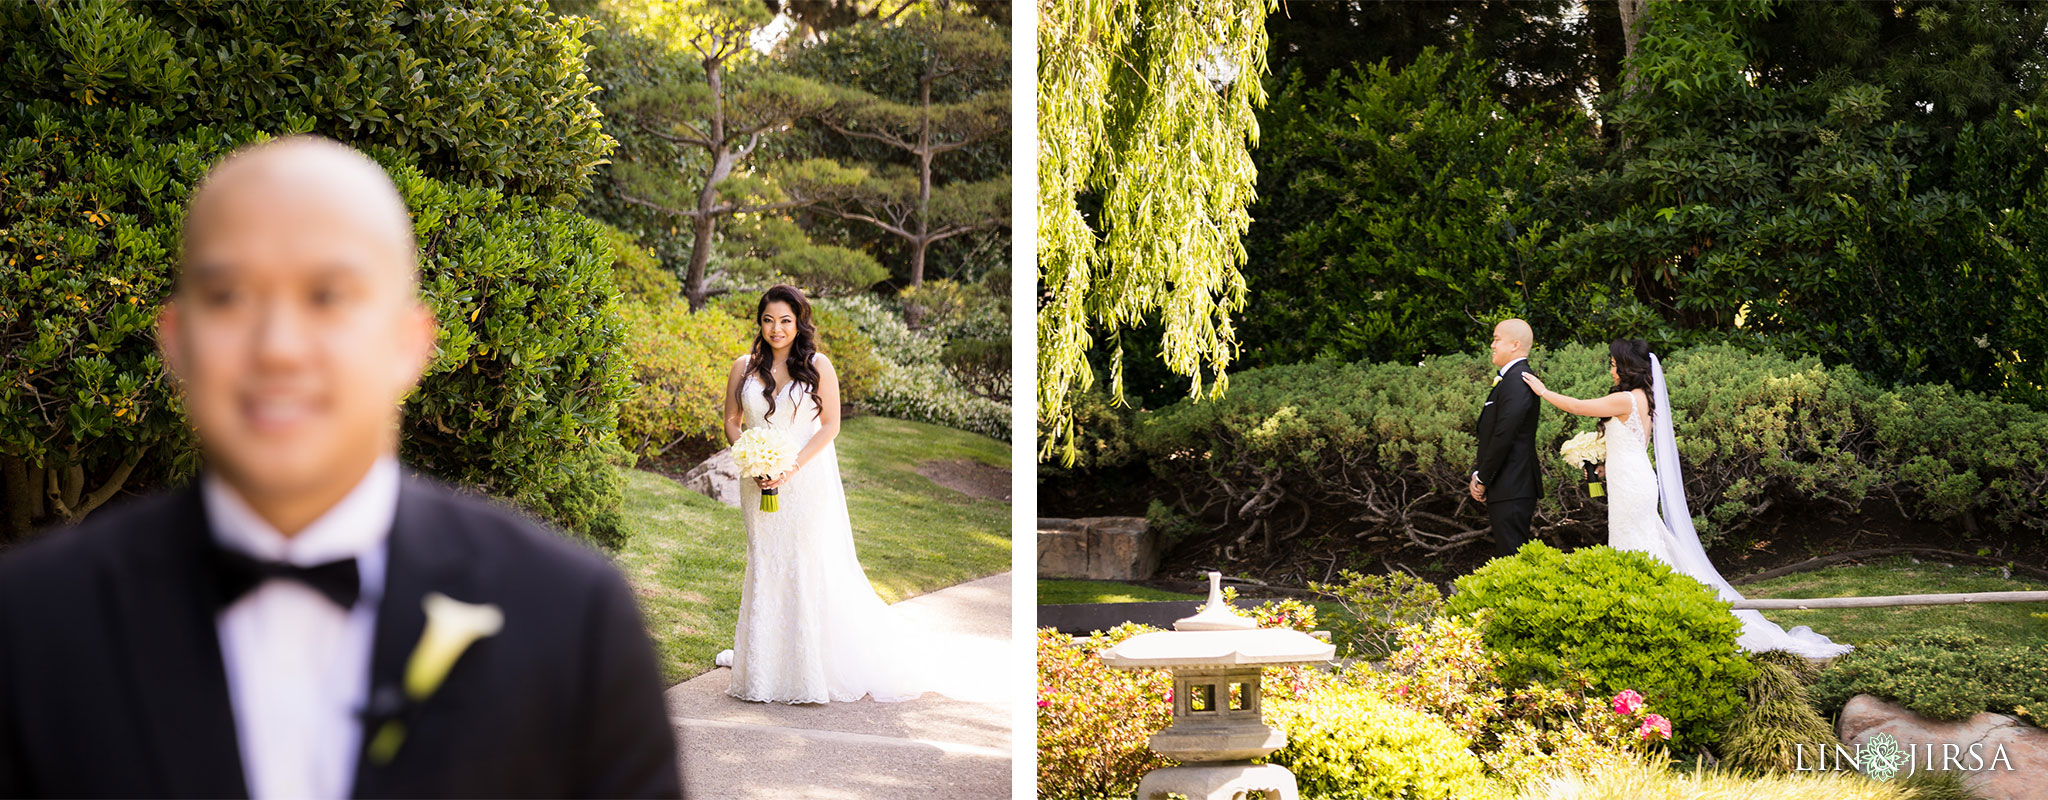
[210,546,361,609]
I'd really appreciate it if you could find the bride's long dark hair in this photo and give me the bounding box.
[1606,338,1656,430]
[747,284,824,420]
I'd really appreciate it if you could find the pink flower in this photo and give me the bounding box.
[1611,689,1645,716]
[1037,699,1050,708]
[1164,689,1173,703]
[1638,714,1672,741]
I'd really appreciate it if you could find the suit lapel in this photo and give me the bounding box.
[352,476,473,798]
[107,485,250,798]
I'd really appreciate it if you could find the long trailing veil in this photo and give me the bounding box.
[1649,354,1853,657]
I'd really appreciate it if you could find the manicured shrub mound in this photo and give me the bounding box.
[1262,682,1507,800]
[1445,543,1754,750]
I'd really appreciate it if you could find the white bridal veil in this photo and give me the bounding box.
[1649,354,1854,657]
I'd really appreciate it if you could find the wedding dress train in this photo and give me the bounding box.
[1605,359,1852,658]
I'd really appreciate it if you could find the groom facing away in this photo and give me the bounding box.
[0,136,683,798]
[1470,319,1543,557]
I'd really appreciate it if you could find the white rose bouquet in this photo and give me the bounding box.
[1559,431,1606,498]
[732,428,798,512]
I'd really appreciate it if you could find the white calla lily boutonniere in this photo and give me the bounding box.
[367,592,504,765]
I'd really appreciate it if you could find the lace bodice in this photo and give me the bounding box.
[741,361,820,435]
[1604,390,1648,444]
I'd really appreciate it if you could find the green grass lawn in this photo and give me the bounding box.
[1036,579,1349,634]
[615,415,1012,684]
[1043,559,2048,648]
[1037,579,1202,604]
[1738,557,2048,646]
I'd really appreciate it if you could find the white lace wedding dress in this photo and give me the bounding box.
[1605,379,1851,658]
[718,369,932,703]
[1604,393,1685,563]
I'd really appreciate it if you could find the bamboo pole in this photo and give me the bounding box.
[1732,591,2048,610]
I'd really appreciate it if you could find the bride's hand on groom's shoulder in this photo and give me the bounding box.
[1520,372,1546,396]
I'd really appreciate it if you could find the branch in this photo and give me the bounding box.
[819,117,915,152]
[814,205,914,239]
[72,448,143,520]
[636,120,714,149]
[710,197,818,216]
[618,192,705,219]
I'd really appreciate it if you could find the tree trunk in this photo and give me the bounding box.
[910,69,935,289]
[2,455,28,543]
[1616,0,1650,150]
[684,212,718,311]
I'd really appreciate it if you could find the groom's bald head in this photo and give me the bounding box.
[1490,318,1533,368]
[158,134,436,534]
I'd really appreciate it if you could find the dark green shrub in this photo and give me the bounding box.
[1240,46,1593,367]
[0,0,610,204]
[1445,543,1755,750]
[0,0,629,544]
[1261,681,1507,800]
[1718,650,1837,773]
[388,161,633,548]
[3,134,632,545]
[1811,629,2048,725]
[1131,342,2048,566]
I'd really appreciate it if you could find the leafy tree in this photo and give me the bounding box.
[1037,0,1271,464]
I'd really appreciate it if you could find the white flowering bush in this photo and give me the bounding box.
[816,295,1011,441]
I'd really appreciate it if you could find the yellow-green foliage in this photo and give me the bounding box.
[1521,755,1918,800]
[1721,650,1838,773]
[613,300,753,458]
[1263,682,1508,800]
[599,222,682,303]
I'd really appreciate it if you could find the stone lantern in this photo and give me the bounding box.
[1099,572,1336,800]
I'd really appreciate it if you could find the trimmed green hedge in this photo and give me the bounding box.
[1131,343,2048,561]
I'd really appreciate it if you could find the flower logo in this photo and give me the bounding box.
[1860,733,1908,782]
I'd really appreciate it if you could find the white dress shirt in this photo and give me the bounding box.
[203,457,399,800]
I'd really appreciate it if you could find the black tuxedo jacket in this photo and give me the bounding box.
[1474,359,1544,503]
[0,474,683,798]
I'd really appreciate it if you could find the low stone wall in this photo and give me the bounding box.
[1038,516,1160,581]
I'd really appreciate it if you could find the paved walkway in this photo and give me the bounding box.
[670,573,1013,799]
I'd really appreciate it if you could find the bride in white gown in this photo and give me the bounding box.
[714,285,933,703]
[1521,339,1851,658]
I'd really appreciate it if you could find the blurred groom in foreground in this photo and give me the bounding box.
[0,135,683,798]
